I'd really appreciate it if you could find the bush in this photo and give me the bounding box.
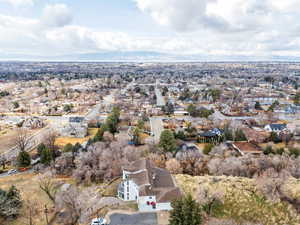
[63,143,74,152]
[174,131,186,140]
[263,146,274,155]
[203,143,214,155]
[289,148,300,158]
[276,148,285,155]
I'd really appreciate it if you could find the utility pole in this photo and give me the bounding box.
[44,204,49,225]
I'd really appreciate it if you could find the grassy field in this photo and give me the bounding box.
[55,128,98,147]
[175,174,300,225]
[0,129,35,154]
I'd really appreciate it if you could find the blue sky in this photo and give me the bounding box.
[0,0,300,59]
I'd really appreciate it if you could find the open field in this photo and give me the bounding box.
[55,128,98,147]
[0,173,73,225]
[0,129,36,154]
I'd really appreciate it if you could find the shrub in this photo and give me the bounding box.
[203,144,214,155]
[263,146,274,155]
[289,148,300,158]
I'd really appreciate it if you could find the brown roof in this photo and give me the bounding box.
[128,170,150,186]
[232,142,262,154]
[124,159,182,202]
[123,159,152,172]
[242,127,269,143]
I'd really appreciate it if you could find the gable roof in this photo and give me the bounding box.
[123,159,182,203]
[230,141,262,155]
[268,124,287,130]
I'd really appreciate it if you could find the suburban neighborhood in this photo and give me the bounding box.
[1,62,300,225]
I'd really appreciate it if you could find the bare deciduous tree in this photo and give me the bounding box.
[22,200,40,225]
[166,158,182,174]
[198,186,224,216]
[14,128,30,152]
[39,176,59,203]
[73,139,140,184]
[43,130,58,151]
[55,185,81,225]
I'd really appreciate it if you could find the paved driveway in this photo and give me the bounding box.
[109,212,158,225]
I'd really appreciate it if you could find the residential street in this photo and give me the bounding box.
[109,212,158,225]
[150,117,164,144]
[155,87,166,107]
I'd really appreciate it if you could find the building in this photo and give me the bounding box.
[60,116,88,138]
[264,124,287,133]
[198,128,224,143]
[118,159,182,212]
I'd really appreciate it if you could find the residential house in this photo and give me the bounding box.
[198,128,224,143]
[60,116,88,138]
[118,159,182,212]
[264,124,287,133]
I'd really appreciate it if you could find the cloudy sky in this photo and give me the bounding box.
[0,0,300,59]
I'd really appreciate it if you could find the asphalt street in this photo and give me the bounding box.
[149,117,164,144]
[109,213,158,225]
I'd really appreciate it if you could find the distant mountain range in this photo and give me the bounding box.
[1,51,300,62]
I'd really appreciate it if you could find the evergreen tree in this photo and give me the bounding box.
[137,120,145,130]
[254,101,262,110]
[0,185,22,219]
[234,129,247,141]
[174,131,186,140]
[203,143,214,155]
[169,194,203,225]
[224,126,233,141]
[269,131,281,143]
[17,150,31,168]
[159,130,177,153]
[187,104,198,117]
[294,92,300,105]
[93,124,107,142]
[132,127,141,146]
[63,143,74,152]
[37,143,47,156]
[40,148,53,165]
[106,107,120,136]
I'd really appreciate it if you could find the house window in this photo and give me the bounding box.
[127,186,129,192]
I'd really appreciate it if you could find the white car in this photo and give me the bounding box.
[90,218,107,225]
[7,169,17,175]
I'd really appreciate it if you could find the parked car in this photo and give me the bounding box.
[8,169,17,175]
[90,218,107,225]
[18,167,28,172]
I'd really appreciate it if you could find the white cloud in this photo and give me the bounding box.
[0,0,34,7]
[1,0,300,59]
[42,3,73,27]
